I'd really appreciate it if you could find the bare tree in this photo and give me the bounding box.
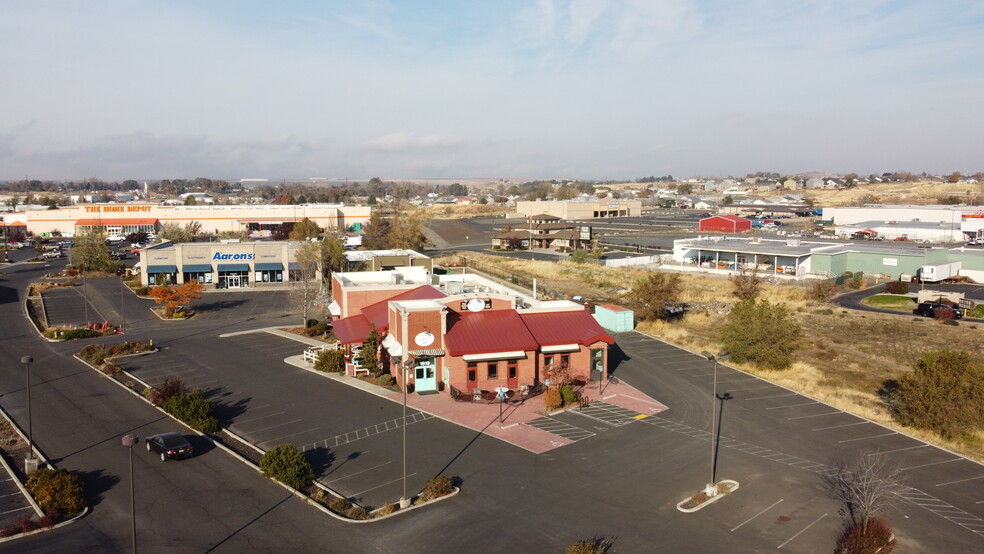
[730,265,763,300]
[289,241,323,327]
[823,451,907,533]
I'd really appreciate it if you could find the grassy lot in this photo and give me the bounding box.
[442,252,984,461]
[862,294,917,312]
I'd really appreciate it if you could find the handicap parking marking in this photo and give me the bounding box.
[570,401,646,427]
[299,412,434,452]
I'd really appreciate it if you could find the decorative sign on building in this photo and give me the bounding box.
[579,226,592,241]
[460,298,492,311]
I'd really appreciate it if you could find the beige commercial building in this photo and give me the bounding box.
[515,199,642,219]
[3,203,372,238]
[137,240,318,289]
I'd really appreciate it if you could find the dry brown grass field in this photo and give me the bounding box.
[442,252,984,462]
[803,179,983,206]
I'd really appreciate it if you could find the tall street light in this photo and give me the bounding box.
[122,434,139,553]
[400,356,414,509]
[21,355,36,473]
[120,275,127,343]
[701,350,729,496]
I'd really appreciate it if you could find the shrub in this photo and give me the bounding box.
[17,514,38,533]
[60,327,101,340]
[942,318,958,326]
[567,537,614,554]
[376,374,395,387]
[808,281,836,302]
[147,377,188,407]
[346,506,368,520]
[77,344,102,362]
[721,298,802,370]
[260,444,314,490]
[0,526,18,537]
[327,496,352,513]
[884,280,909,294]
[419,475,454,501]
[135,287,150,296]
[543,387,563,410]
[890,349,984,439]
[304,321,329,336]
[559,384,576,406]
[163,389,219,433]
[375,503,399,517]
[305,319,320,328]
[836,517,895,554]
[25,468,86,518]
[314,349,345,373]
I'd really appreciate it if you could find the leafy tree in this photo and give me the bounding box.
[149,280,205,317]
[890,349,984,438]
[289,241,323,327]
[25,468,86,518]
[289,218,322,240]
[389,212,427,251]
[554,186,577,200]
[314,349,345,373]
[720,298,802,369]
[72,227,113,272]
[163,389,219,433]
[360,325,381,376]
[676,183,693,195]
[723,195,734,206]
[319,233,346,276]
[156,222,193,244]
[628,272,682,320]
[362,210,392,250]
[260,444,314,490]
[948,171,961,183]
[184,195,197,205]
[125,231,149,244]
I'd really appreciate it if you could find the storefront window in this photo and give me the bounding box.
[183,272,212,284]
[257,270,283,282]
[487,363,497,379]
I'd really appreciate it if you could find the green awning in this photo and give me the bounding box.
[147,265,177,273]
[182,264,212,272]
[254,262,283,271]
[217,263,250,272]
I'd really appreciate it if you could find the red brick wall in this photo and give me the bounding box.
[444,354,537,393]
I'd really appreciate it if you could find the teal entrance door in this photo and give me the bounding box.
[414,357,437,392]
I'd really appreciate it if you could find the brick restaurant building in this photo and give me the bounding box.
[329,268,614,397]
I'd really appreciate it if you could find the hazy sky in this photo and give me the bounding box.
[2,1,982,181]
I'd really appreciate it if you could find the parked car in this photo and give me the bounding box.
[913,302,963,319]
[6,242,24,249]
[41,250,64,259]
[110,251,128,260]
[58,240,74,247]
[146,432,194,461]
[967,238,984,246]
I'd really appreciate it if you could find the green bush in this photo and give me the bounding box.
[314,349,345,373]
[419,475,454,501]
[543,387,563,410]
[304,321,329,336]
[890,349,984,439]
[720,298,802,370]
[59,327,101,340]
[163,389,219,433]
[147,377,188,407]
[560,384,576,406]
[884,280,910,294]
[260,444,314,490]
[305,319,320,328]
[376,374,395,387]
[135,286,150,296]
[25,468,86,519]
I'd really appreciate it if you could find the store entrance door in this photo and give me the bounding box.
[414,357,436,392]
[226,274,242,288]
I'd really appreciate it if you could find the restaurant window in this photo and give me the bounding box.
[544,355,553,368]
[487,363,498,380]
[560,354,570,369]
[508,363,517,379]
[468,369,477,382]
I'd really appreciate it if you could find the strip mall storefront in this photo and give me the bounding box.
[138,240,319,288]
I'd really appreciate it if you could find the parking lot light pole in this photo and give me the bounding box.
[702,350,729,496]
[120,275,127,343]
[122,434,139,553]
[400,357,413,508]
[21,356,35,467]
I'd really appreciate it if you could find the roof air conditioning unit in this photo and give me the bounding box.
[391,274,403,284]
[430,274,440,286]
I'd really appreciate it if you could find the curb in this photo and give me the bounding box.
[676,480,740,513]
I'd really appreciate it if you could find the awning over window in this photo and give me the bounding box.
[540,344,581,353]
[382,334,402,357]
[254,262,283,271]
[462,351,527,362]
[288,262,300,270]
[147,265,177,273]
[182,264,212,272]
[217,263,250,272]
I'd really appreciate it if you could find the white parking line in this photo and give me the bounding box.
[258,427,322,446]
[244,418,303,433]
[726,384,778,392]
[787,411,842,420]
[838,432,897,443]
[900,458,962,472]
[745,393,798,401]
[868,444,929,456]
[351,473,417,497]
[323,461,392,484]
[812,421,869,431]
[765,401,819,410]
[935,475,984,487]
[732,499,783,532]
[777,513,827,549]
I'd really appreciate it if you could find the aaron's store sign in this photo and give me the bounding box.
[138,241,317,289]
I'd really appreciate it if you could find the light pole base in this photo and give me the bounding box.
[399,497,411,509]
[24,457,39,475]
[704,483,719,497]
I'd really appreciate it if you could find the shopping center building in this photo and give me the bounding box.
[2,202,371,238]
[137,240,319,288]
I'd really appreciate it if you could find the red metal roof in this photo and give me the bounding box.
[444,310,539,356]
[520,310,615,346]
[699,215,749,223]
[75,218,159,226]
[597,304,629,312]
[360,285,445,330]
[333,315,373,345]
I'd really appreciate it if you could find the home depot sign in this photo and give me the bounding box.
[83,205,152,213]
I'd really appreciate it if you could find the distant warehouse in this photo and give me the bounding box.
[514,198,642,219]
